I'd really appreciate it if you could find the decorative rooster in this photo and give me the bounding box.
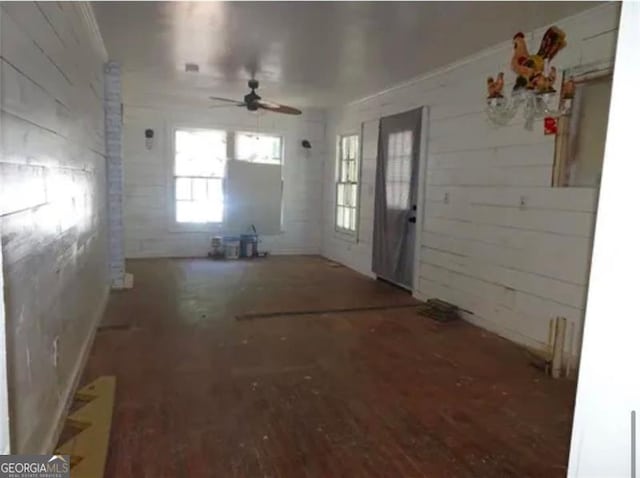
[487,72,505,99]
[511,26,567,93]
[561,76,576,99]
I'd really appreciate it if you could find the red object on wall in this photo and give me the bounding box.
[544,116,558,135]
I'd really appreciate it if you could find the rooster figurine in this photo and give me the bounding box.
[561,76,576,99]
[511,26,567,93]
[531,66,557,94]
[487,72,505,99]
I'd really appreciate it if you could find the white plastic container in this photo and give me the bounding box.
[224,238,240,259]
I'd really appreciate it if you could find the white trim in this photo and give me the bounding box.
[77,2,108,61]
[0,223,11,454]
[412,106,430,296]
[41,284,110,454]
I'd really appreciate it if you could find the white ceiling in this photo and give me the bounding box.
[92,1,598,108]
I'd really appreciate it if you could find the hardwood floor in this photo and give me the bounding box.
[83,256,576,477]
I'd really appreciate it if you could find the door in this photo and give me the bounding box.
[372,108,422,289]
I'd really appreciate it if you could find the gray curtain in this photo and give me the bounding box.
[372,108,422,288]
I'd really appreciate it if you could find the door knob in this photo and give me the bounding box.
[408,217,417,223]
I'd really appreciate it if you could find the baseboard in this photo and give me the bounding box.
[319,253,376,279]
[40,284,110,454]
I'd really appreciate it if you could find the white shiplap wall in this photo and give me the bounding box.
[322,3,620,357]
[0,3,108,453]
[122,102,326,258]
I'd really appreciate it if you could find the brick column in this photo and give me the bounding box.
[104,61,126,289]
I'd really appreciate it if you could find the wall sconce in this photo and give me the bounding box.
[145,129,154,150]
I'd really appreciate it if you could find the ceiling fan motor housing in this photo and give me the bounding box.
[245,79,261,110]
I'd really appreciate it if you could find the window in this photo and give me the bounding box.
[174,128,227,223]
[386,130,413,209]
[335,134,359,232]
[553,75,612,187]
[236,132,282,164]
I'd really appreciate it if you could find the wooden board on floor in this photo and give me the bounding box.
[56,376,116,478]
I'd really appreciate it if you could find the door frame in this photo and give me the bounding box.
[411,106,430,296]
[0,236,11,453]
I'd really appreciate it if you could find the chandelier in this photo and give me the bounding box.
[485,27,575,130]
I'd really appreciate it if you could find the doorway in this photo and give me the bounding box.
[372,108,422,289]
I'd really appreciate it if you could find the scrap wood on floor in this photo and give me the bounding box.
[418,298,465,322]
[55,376,116,478]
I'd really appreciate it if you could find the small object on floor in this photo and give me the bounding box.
[223,236,241,260]
[240,233,258,258]
[418,298,461,322]
[55,376,116,478]
[208,236,225,259]
[123,272,134,289]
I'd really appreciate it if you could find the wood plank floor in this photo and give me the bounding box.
[83,256,576,477]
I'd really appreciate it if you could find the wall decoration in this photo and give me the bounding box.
[487,72,505,99]
[544,116,558,135]
[486,26,575,130]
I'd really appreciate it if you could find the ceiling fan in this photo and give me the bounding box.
[209,79,302,115]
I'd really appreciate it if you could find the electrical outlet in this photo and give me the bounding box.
[444,192,450,204]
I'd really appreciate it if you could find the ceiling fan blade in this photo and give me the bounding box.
[208,103,247,109]
[208,96,245,105]
[256,99,302,115]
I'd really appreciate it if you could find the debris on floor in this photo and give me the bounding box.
[55,376,116,478]
[418,298,462,322]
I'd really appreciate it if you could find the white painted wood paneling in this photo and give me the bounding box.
[121,103,326,258]
[322,3,620,357]
[0,2,108,453]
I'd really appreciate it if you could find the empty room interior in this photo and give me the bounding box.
[1,1,638,476]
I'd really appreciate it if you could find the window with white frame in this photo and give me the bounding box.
[174,128,227,223]
[236,132,282,164]
[335,134,359,232]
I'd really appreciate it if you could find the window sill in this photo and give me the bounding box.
[334,228,358,244]
[168,222,225,234]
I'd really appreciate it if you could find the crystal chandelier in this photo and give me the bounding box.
[485,27,574,130]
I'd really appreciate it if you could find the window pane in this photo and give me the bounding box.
[176,178,191,200]
[337,184,345,206]
[342,137,350,160]
[176,200,196,223]
[175,129,227,176]
[349,207,357,230]
[350,136,358,160]
[337,206,345,228]
[386,131,413,209]
[236,132,282,163]
[192,178,207,201]
[402,131,413,155]
[344,207,351,230]
[344,184,351,207]
[347,160,357,182]
[350,184,358,207]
